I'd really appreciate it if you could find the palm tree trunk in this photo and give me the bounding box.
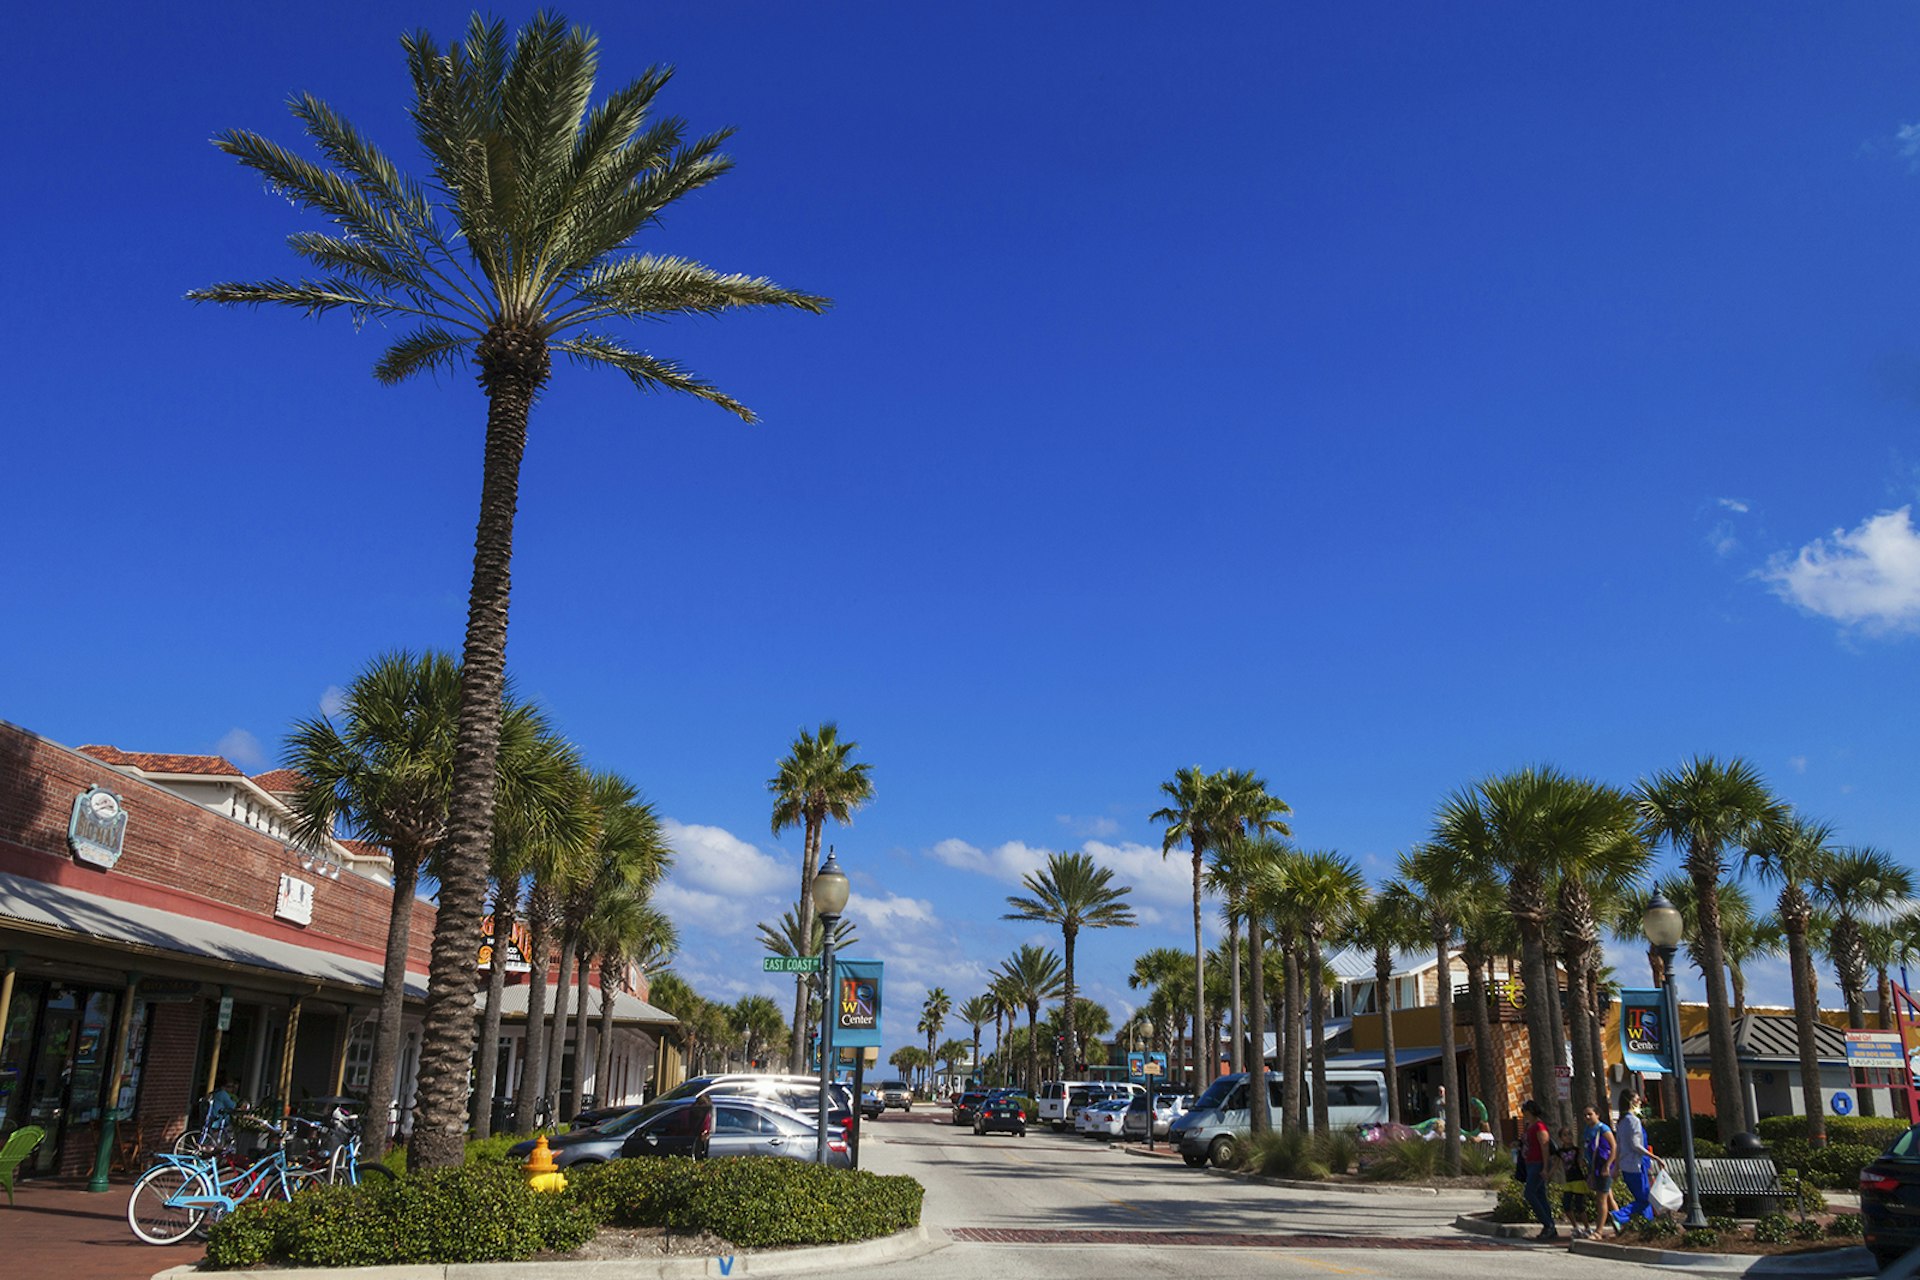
[1732,963,1749,1023]
[1375,946,1399,1125]
[1281,939,1303,1134]
[368,850,421,1151]
[1307,932,1329,1136]
[515,915,551,1128]
[472,902,513,1139]
[1879,965,1895,1032]
[571,951,591,1114]
[409,337,542,1169]
[1541,943,1571,1131]
[1562,935,1597,1127]
[595,976,617,1107]
[1464,941,1503,1135]
[1687,862,1748,1138]
[1248,913,1271,1135]
[1229,914,1244,1073]
[788,816,823,1072]
[1517,913,1560,1135]
[1025,1002,1041,1096]
[1435,920,1461,1174]
[544,926,579,1120]
[1063,925,1079,1071]
[1786,916,1828,1146]
[1191,851,1209,1088]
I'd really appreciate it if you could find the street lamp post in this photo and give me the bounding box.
[1142,1017,1157,1152]
[1642,891,1708,1230]
[813,850,851,1166]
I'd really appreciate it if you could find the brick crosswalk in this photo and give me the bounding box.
[947,1227,1506,1249]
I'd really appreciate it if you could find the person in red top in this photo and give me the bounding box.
[1518,1098,1558,1240]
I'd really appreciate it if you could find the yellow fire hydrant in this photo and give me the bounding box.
[523,1134,568,1194]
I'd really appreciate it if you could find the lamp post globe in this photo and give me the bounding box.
[1642,892,1684,955]
[813,852,851,922]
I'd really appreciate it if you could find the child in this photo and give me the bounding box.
[1555,1124,1590,1238]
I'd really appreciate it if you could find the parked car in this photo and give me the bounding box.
[951,1091,989,1125]
[1077,1097,1130,1139]
[1119,1092,1189,1140]
[1063,1083,1143,1132]
[1860,1123,1920,1271]
[879,1080,913,1112]
[973,1093,1027,1137]
[1171,1070,1386,1168]
[652,1073,854,1130]
[569,1103,639,1130]
[508,1098,697,1168]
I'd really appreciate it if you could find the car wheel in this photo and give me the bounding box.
[1182,1152,1207,1168]
[1207,1136,1238,1168]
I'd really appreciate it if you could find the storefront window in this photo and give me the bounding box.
[66,991,117,1124]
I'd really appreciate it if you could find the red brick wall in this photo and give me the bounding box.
[0,721,434,974]
[138,999,205,1151]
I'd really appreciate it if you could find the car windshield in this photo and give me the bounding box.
[1887,1126,1920,1160]
[1191,1076,1239,1111]
[596,1102,673,1137]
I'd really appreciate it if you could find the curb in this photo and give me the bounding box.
[1569,1238,1873,1275]
[1203,1166,1471,1197]
[1452,1214,1536,1240]
[151,1225,935,1280]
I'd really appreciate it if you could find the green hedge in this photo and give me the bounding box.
[204,1162,596,1269]
[204,1156,924,1269]
[1756,1114,1908,1149]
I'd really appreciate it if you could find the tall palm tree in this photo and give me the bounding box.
[1004,850,1137,1069]
[1202,774,1292,1072]
[286,651,576,1147]
[1345,881,1425,1125]
[987,975,1019,1087]
[958,995,996,1088]
[195,16,827,1167]
[1233,837,1294,1134]
[1816,848,1915,1029]
[758,902,858,1052]
[1744,814,1837,1147]
[1637,756,1787,1140]
[1550,783,1647,1119]
[1128,946,1191,1083]
[920,988,953,1091]
[995,944,1065,1095]
[1402,843,1467,1173]
[1457,886,1513,1130]
[588,898,675,1103]
[729,994,786,1071]
[1285,851,1367,1134]
[769,724,874,1071]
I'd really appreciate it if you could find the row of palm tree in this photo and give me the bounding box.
[197,14,827,1167]
[285,650,678,1143]
[645,980,792,1077]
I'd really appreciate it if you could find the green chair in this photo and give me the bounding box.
[0,1126,45,1205]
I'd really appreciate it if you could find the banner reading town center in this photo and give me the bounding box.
[1619,988,1670,1076]
[833,958,884,1049]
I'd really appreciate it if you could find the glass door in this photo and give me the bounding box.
[0,979,45,1135]
[25,987,80,1173]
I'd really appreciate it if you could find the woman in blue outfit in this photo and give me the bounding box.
[1611,1090,1662,1225]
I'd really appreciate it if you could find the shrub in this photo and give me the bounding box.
[1359,1138,1442,1182]
[1460,1143,1505,1177]
[202,1162,598,1270]
[1775,1170,1828,1215]
[1645,1114,1719,1155]
[1248,1131,1329,1180]
[570,1158,923,1248]
[1682,1227,1719,1249]
[1828,1213,1864,1238]
[1773,1141,1880,1189]
[464,1133,529,1164]
[1755,1115,1908,1150]
[1706,1214,1739,1233]
[1319,1130,1359,1177]
[1750,1214,1793,1244]
[573,1156,697,1227]
[1791,1218,1825,1240]
[1630,1215,1679,1239]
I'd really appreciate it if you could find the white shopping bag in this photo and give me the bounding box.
[1650,1167,1684,1212]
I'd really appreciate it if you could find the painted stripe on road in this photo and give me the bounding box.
[946,1228,1504,1250]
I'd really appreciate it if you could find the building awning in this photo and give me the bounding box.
[1325,1047,1445,1072]
[0,868,422,998]
[490,979,676,1028]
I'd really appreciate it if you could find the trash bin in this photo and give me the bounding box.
[491,1096,512,1134]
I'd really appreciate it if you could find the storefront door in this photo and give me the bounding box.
[4,981,122,1175]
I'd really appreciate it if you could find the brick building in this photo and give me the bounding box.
[0,718,674,1178]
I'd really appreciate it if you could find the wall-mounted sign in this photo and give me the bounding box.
[478,915,533,973]
[1845,1030,1905,1068]
[217,996,234,1032]
[68,786,129,869]
[275,873,315,925]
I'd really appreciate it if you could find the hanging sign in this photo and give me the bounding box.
[275,873,315,925]
[478,916,533,973]
[68,786,129,869]
[1619,989,1670,1074]
[832,958,884,1049]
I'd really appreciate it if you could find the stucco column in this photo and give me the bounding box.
[0,952,18,1065]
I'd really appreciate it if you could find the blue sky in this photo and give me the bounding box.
[8,2,1920,1058]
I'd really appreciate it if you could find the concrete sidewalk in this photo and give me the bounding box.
[1,1177,204,1280]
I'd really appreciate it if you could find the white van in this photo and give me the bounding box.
[1168,1069,1387,1167]
[1037,1080,1141,1130]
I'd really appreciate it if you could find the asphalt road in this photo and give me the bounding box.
[851,1111,1873,1279]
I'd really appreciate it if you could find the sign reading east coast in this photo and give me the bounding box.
[68,785,129,869]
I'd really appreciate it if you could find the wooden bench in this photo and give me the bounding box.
[1691,1156,1787,1216]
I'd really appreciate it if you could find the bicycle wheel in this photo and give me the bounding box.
[352,1161,397,1185]
[128,1165,206,1246]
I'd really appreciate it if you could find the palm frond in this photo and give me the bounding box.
[186,277,412,322]
[285,232,433,296]
[212,129,419,254]
[553,331,757,420]
[288,93,440,242]
[373,324,476,384]
[570,254,830,322]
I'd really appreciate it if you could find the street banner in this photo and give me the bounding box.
[1126,1051,1167,1081]
[1619,989,1669,1074]
[832,958,884,1049]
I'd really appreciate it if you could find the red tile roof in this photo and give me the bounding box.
[338,839,392,862]
[250,769,307,793]
[77,744,246,777]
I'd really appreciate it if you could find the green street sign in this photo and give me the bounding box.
[763,956,822,973]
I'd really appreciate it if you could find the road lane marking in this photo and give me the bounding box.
[1288,1258,1377,1276]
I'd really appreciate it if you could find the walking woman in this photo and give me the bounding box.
[1611,1090,1662,1226]
[1518,1099,1558,1241]
[1582,1104,1620,1236]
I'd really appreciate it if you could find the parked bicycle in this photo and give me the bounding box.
[171,1090,240,1159]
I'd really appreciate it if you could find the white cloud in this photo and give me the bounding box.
[653,880,756,938]
[1083,839,1200,909]
[663,819,793,897]
[215,728,267,770]
[927,838,1049,884]
[1718,497,1751,514]
[849,892,936,935]
[1056,814,1122,838]
[1900,121,1920,168]
[1788,755,1809,775]
[318,685,348,718]
[1764,506,1920,632]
